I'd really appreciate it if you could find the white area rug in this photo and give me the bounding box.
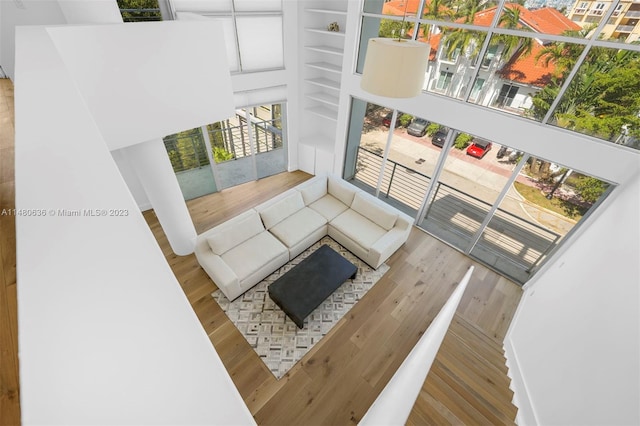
[212,236,389,379]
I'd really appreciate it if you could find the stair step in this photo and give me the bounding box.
[423,366,506,425]
[430,360,518,424]
[432,355,517,416]
[450,316,505,354]
[408,314,518,425]
[408,389,463,425]
[441,332,510,375]
[438,339,513,398]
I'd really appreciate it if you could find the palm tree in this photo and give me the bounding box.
[535,27,594,79]
[456,0,494,23]
[441,28,486,60]
[422,0,454,41]
[492,5,533,60]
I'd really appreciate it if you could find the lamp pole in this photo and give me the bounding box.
[546,168,571,200]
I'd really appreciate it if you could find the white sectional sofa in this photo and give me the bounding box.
[195,174,413,301]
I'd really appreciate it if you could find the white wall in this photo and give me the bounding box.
[57,0,122,23]
[15,24,254,426]
[1,0,67,81]
[505,168,640,425]
[0,0,122,77]
[47,21,234,151]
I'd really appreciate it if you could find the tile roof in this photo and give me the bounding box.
[380,2,582,86]
[496,6,581,86]
[461,4,581,86]
[382,0,422,16]
[498,43,556,87]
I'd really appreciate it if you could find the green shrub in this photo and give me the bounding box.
[213,146,234,163]
[575,176,607,203]
[454,133,473,149]
[426,123,442,137]
[399,113,413,127]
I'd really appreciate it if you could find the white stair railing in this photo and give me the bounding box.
[359,265,475,426]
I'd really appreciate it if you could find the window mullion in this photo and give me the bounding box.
[542,0,621,124]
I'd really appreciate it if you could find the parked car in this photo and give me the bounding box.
[407,118,430,137]
[466,139,493,158]
[431,127,450,147]
[382,111,401,127]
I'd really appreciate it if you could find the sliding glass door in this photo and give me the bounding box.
[163,103,287,199]
[344,97,613,284]
[209,104,287,190]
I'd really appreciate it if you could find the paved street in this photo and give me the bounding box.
[359,128,577,236]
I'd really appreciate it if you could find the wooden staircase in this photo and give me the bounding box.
[407,314,518,425]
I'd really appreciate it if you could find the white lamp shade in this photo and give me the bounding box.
[361,38,429,98]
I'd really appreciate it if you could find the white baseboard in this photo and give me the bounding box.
[504,338,539,426]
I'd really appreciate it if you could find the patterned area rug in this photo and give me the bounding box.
[212,236,389,379]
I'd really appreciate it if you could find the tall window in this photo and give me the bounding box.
[436,71,453,91]
[356,0,640,151]
[470,78,485,101]
[170,0,284,73]
[494,84,519,108]
[344,99,613,284]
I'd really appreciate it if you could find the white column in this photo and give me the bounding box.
[124,138,196,255]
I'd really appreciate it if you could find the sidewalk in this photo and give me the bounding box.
[360,128,577,235]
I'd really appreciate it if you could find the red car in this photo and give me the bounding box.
[466,139,492,158]
[382,111,401,127]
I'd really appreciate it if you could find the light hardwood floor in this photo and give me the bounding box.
[2,75,522,425]
[0,79,20,425]
[144,172,523,425]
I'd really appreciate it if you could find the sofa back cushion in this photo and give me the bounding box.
[328,176,358,206]
[206,209,264,255]
[299,177,327,205]
[259,191,305,230]
[351,192,398,231]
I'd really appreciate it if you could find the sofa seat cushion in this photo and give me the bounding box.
[206,209,264,255]
[309,195,349,221]
[269,207,327,248]
[331,209,387,250]
[221,231,288,282]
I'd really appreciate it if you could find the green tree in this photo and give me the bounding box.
[426,123,443,136]
[116,0,162,22]
[454,133,473,149]
[533,46,640,141]
[442,28,485,61]
[399,113,413,127]
[494,6,533,59]
[456,0,494,23]
[575,176,607,203]
[213,147,234,163]
[378,19,414,39]
[422,0,454,41]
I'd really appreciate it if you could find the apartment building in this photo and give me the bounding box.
[568,0,640,42]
